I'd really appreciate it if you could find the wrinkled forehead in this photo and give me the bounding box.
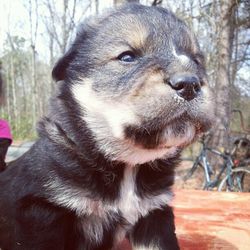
[92,6,199,54]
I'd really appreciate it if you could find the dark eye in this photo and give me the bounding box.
[193,54,204,66]
[193,58,201,65]
[234,139,240,145]
[117,51,136,62]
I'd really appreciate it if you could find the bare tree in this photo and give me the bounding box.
[28,0,39,129]
[43,0,78,55]
[114,0,139,6]
[95,0,99,14]
[211,0,237,148]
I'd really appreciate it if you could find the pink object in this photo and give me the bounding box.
[0,119,12,142]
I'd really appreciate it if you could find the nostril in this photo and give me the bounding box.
[169,81,185,91]
[176,82,185,91]
[194,82,201,92]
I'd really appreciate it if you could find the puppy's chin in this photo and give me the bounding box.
[124,119,196,150]
[101,119,196,165]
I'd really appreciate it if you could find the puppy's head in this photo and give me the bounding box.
[232,138,250,161]
[52,4,214,165]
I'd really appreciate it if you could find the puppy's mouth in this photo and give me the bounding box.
[124,112,210,150]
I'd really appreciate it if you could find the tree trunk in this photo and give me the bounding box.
[28,0,39,129]
[62,0,69,54]
[95,0,99,14]
[10,54,17,131]
[211,0,236,149]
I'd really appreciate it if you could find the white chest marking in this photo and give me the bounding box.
[118,167,173,224]
[45,167,172,243]
[132,245,160,250]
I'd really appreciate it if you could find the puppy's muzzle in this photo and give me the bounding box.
[167,74,201,101]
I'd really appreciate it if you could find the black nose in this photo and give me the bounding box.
[168,74,201,101]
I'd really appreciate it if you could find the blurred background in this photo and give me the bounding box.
[0,0,249,158]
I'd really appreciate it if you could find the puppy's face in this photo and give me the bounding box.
[232,138,250,160]
[53,4,214,164]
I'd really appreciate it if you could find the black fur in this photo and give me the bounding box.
[131,206,179,250]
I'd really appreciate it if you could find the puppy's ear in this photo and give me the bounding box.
[52,47,77,81]
[52,18,102,81]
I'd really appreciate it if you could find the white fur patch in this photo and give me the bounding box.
[133,245,160,250]
[45,170,172,222]
[118,167,173,225]
[162,122,195,148]
[117,123,195,165]
[116,146,178,165]
[177,54,190,65]
[172,45,190,65]
[72,80,139,139]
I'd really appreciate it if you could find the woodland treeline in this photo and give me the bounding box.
[0,0,249,149]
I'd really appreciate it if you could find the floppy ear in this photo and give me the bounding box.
[52,16,104,82]
[52,47,77,82]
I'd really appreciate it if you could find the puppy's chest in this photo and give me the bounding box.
[62,168,173,243]
[81,168,172,225]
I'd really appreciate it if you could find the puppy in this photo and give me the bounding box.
[0,3,214,250]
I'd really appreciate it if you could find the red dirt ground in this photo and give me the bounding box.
[115,190,250,250]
